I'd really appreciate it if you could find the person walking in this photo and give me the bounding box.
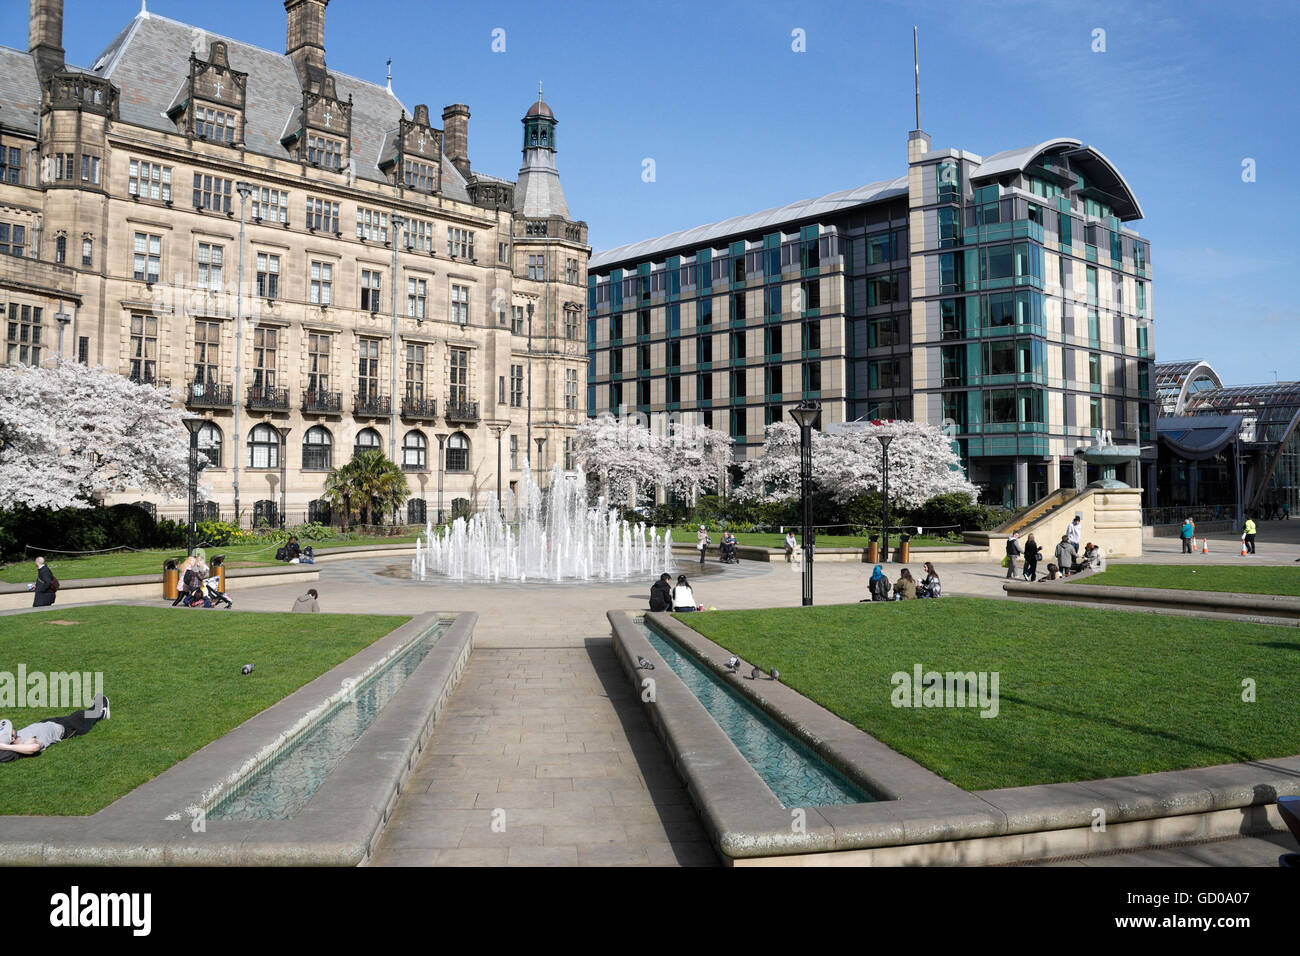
[1005,532,1022,580]
[1243,516,1257,554]
[866,565,891,602]
[1067,513,1083,553]
[1022,533,1042,582]
[672,574,698,612]
[27,556,56,607]
[696,526,710,566]
[1180,516,1195,554]
[784,530,797,562]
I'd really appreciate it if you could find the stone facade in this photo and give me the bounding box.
[0,1,588,525]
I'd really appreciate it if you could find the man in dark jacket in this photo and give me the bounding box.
[29,556,56,607]
[649,573,673,612]
[1055,535,1079,576]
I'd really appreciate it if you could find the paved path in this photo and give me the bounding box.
[1028,832,1294,867]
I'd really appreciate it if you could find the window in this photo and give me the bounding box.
[802,320,820,351]
[193,320,220,385]
[698,298,713,326]
[764,325,782,357]
[940,299,965,339]
[450,285,470,325]
[4,304,42,365]
[354,428,382,458]
[356,207,388,242]
[800,280,820,313]
[361,269,383,312]
[499,242,510,263]
[193,173,232,212]
[566,258,579,284]
[565,436,575,471]
[302,426,333,470]
[938,252,964,292]
[1,145,21,184]
[133,232,161,281]
[510,364,523,407]
[869,358,900,389]
[868,315,901,348]
[1086,265,1098,304]
[250,187,287,223]
[129,160,171,201]
[404,159,436,192]
[565,368,578,409]
[941,345,966,385]
[407,277,426,318]
[310,261,333,305]
[1089,397,1102,429]
[197,422,222,468]
[407,499,427,524]
[730,330,745,360]
[511,305,525,334]
[1089,353,1101,386]
[697,372,713,400]
[408,219,433,252]
[937,208,961,248]
[306,197,339,232]
[1136,281,1147,317]
[358,338,381,398]
[253,327,277,388]
[81,154,100,184]
[197,243,223,292]
[81,237,93,267]
[447,228,475,259]
[256,253,280,299]
[307,333,331,393]
[129,314,158,383]
[803,361,821,393]
[0,223,25,258]
[194,106,235,142]
[729,368,746,399]
[565,309,580,340]
[54,152,74,180]
[528,255,544,280]
[402,431,427,470]
[446,432,470,472]
[499,374,506,404]
[510,434,519,470]
[55,235,66,264]
[729,293,746,323]
[247,424,280,468]
[307,135,342,169]
[78,336,89,364]
[637,344,651,371]
[866,274,900,306]
[449,348,469,406]
[765,365,783,396]
[729,408,746,439]
[405,343,425,400]
[698,334,713,364]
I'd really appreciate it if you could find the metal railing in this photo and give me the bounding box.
[246,385,290,411]
[186,382,234,408]
[302,389,343,414]
[400,396,438,419]
[354,392,391,416]
[445,400,480,422]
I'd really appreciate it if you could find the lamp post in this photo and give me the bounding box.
[789,401,820,607]
[389,214,407,463]
[526,301,535,461]
[182,417,206,556]
[54,305,71,360]
[276,426,291,529]
[436,433,447,524]
[489,422,507,511]
[878,433,894,563]
[534,436,547,483]
[233,180,253,527]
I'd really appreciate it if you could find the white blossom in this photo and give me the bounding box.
[737,419,977,508]
[0,362,196,510]
[574,415,733,504]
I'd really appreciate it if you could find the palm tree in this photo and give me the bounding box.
[324,451,409,529]
[322,459,359,530]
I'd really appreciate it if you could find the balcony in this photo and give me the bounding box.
[302,390,343,415]
[354,392,391,417]
[246,385,289,412]
[445,400,480,424]
[400,396,438,420]
[186,381,233,409]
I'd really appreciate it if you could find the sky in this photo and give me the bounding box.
[3,0,1298,384]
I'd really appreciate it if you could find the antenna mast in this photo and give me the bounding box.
[913,26,921,129]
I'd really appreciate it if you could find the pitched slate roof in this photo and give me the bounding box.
[0,45,42,135]
[84,9,470,199]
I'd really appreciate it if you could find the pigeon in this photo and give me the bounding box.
[750,665,761,680]
[726,656,740,673]
[241,664,254,675]
[770,668,780,681]
[636,656,654,670]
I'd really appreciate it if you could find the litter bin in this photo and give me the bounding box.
[211,555,226,592]
[897,534,911,564]
[866,539,879,564]
[162,558,179,600]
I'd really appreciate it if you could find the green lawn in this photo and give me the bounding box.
[0,606,409,815]
[0,533,423,584]
[671,529,962,549]
[1080,564,1300,597]
[672,598,1300,791]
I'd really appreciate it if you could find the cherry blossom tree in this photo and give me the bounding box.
[736,420,977,508]
[574,415,733,505]
[0,362,194,510]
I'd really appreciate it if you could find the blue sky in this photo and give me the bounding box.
[4,0,1297,384]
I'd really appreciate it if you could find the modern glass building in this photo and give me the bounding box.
[587,129,1156,508]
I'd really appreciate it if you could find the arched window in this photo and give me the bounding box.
[446,431,469,472]
[197,421,223,468]
[407,498,427,524]
[55,235,67,264]
[303,425,333,470]
[354,427,382,458]
[402,430,427,471]
[247,423,280,469]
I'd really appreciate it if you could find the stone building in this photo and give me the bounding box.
[0,0,589,525]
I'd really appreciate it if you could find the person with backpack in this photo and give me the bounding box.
[27,556,57,607]
[1005,532,1023,580]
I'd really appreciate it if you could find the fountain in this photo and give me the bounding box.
[411,462,675,583]
[1075,429,1142,490]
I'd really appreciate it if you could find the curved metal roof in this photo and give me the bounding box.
[971,138,1144,221]
[1155,361,1222,416]
[590,175,909,268]
[970,137,1082,179]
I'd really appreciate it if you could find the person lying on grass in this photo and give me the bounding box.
[0,694,111,761]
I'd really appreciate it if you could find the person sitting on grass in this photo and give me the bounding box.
[866,564,891,602]
[1083,542,1106,571]
[284,536,302,562]
[0,694,111,762]
[292,588,320,613]
[893,568,918,600]
[918,562,942,599]
[1043,563,1062,582]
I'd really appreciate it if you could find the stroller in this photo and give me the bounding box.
[203,574,233,609]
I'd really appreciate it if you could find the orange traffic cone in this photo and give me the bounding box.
[1201,538,1208,554]
[1241,536,1248,556]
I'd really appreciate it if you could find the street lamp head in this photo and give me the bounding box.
[526,302,534,319]
[788,401,821,430]
[182,416,206,436]
[235,181,253,199]
[877,434,894,452]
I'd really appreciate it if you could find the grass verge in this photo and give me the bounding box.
[1079,564,1299,596]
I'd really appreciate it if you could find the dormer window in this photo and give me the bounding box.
[404,160,436,192]
[194,106,236,142]
[307,134,342,169]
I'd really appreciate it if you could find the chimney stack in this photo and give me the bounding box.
[442,104,471,179]
[284,0,329,87]
[29,0,66,78]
